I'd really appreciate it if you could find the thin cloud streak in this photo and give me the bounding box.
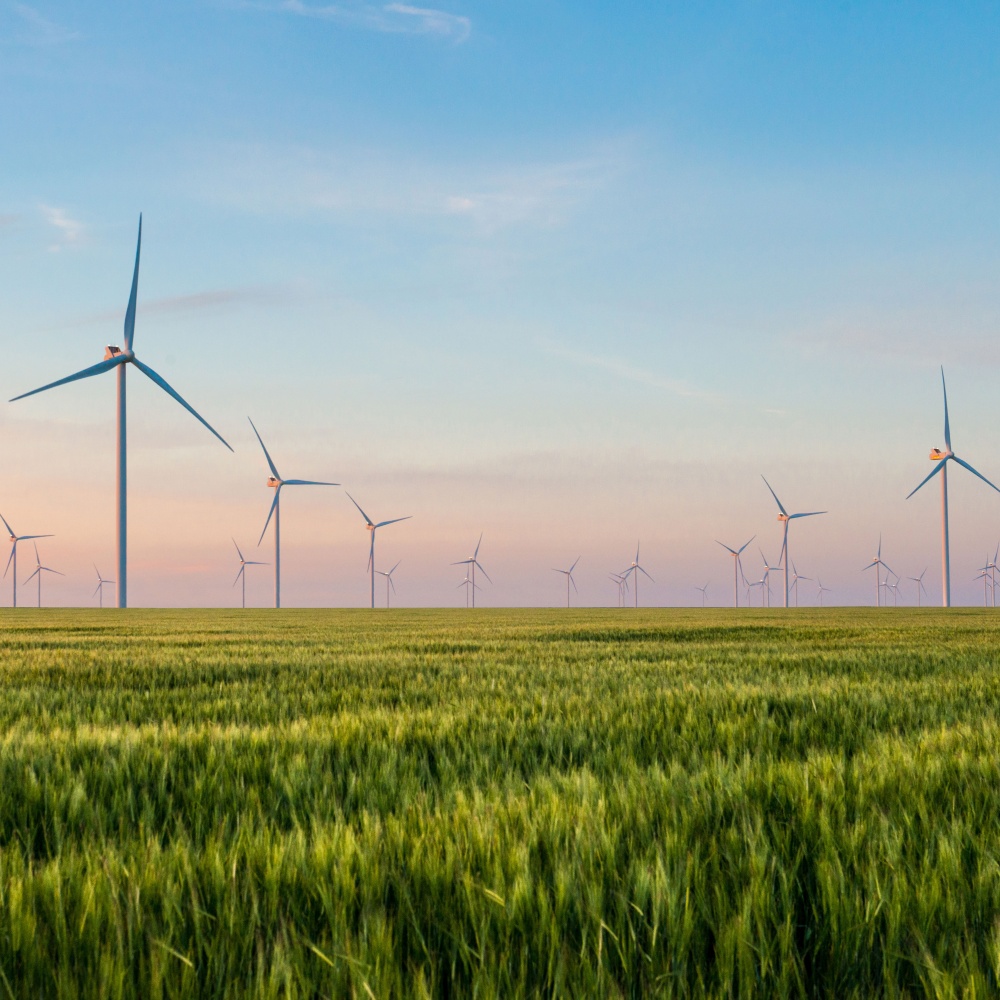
[39,204,83,251]
[541,340,719,401]
[9,4,78,45]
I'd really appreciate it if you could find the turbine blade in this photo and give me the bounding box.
[283,479,338,487]
[474,533,483,559]
[232,537,244,562]
[233,566,244,588]
[788,511,826,519]
[18,535,52,542]
[374,516,412,529]
[389,577,396,594]
[389,561,401,575]
[41,568,64,576]
[715,541,737,555]
[132,358,232,451]
[571,575,578,593]
[93,581,102,597]
[0,513,13,538]
[761,476,788,516]
[23,568,39,583]
[637,565,655,582]
[906,458,947,499]
[10,356,125,403]
[248,417,280,479]
[474,561,492,584]
[952,455,1000,494]
[737,535,756,554]
[257,488,280,545]
[345,493,374,526]
[123,215,141,352]
[570,556,581,572]
[941,366,951,451]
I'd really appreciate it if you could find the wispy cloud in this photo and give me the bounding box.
[541,341,718,401]
[40,204,83,251]
[248,0,470,42]
[9,4,79,45]
[0,213,18,229]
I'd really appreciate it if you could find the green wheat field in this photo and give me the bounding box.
[0,608,999,998]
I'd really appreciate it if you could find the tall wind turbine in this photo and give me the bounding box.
[716,536,755,608]
[346,494,411,609]
[906,367,1000,607]
[452,535,491,608]
[0,514,52,609]
[622,542,653,609]
[24,542,63,608]
[553,557,580,608]
[695,582,709,607]
[10,217,233,608]
[249,418,338,608]
[862,536,895,608]
[908,568,928,607]
[376,560,401,609]
[232,538,267,609]
[761,477,826,608]
[93,565,115,608]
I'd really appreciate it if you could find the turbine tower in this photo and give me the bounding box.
[0,514,52,609]
[553,557,580,608]
[906,367,1000,607]
[452,535,491,608]
[346,494,411,609]
[93,565,115,609]
[232,538,267,609]
[761,477,826,609]
[622,542,653,609]
[24,542,63,608]
[375,560,401,609]
[10,217,233,608]
[716,537,754,608]
[862,536,895,607]
[249,418,338,609]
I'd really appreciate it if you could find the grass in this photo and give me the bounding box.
[0,608,998,997]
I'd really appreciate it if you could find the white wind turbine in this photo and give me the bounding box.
[908,568,928,607]
[553,557,580,608]
[0,514,52,609]
[24,542,63,608]
[232,539,267,609]
[759,549,782,608]
[622,542,653,609]
[249,418,338,609]
[761,477,826,609]
[11,217,232,608]
[816,579,832,606]
[375,560,401,609]
[346,494,411,609]
[974,557,992,607]
[790,561,812,608]
[906,367,1000,607]
[93,565,115,608]
[609,572,628,608]
[458,573,480,608]
[862,536,895,608]
[452,534,491,608]
[695,582,710,607]
[716,536,755,608]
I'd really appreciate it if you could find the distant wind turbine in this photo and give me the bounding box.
[24,542,63,608]
[695,582,709,607]
[0,514,52,609]
[716,536,754,607]
[759,549,782,609]
[249,418,338,609]
[790,561,811,608]
[908,568,928,607]
[622,542,653,609]
[816,579,832,606]
[93,565,115,608]
[232,538,267,609]
[10,217,233,608]
[761,477,826,608]
[975,557,992,607]
[345,495,411,609]
[375,560,401,609]
[862,536,895,608]
[609,572,628,608]
[458,573,480,608]
[553,557,580,608]
[906,367,1000,607]
[452,535,491,608]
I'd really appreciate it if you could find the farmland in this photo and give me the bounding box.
[0,608,999,997]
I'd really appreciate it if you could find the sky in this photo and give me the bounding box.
[3,0,1000,607]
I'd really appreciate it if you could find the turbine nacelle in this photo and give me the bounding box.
[104,345,122,360]
[929,448,949,461]
[267,476,282,488]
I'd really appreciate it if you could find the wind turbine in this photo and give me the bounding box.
[695,582,709,607]
[908,568,928,607]
[553,557,580,608]
[862,536,895,608]
[346,494,411,609]
[975,557,992,607]
[747,578,764,606]
[609,572,628,608]
[621,542,653,608]
[458,573,480,608]
[759,549,782,609]
[790,561,812,608]
[10,217,233,608]
[0,514,52,609]
[906,367,1000,607]
[93,565,115,608]
[232,538,267,609]
[24,542,63,608]
[249,418,338,609]
[716,536,755,608]
[452,535,491,608]
[816,579,832,606]
[375,560,401,609]
[761,477,826,608]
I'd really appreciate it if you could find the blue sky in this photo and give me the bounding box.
[3,0,1000,606]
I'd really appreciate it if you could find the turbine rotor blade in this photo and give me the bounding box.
[761,476,788,516]
[132,358,232,451]
[952,455,1000,494]
[248,418,280,479]
[10,356,125,403]
[345,493,374,526]
[906,458,947,500]
[474,561,492,584]
[941,366,951,451]
[374,516,412,529]
[258,488,281,545]
[737,535,756,554]
[788,511,826,519]
[233,566,244,588]
[715,541,737,555]
[123,215,142,353]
